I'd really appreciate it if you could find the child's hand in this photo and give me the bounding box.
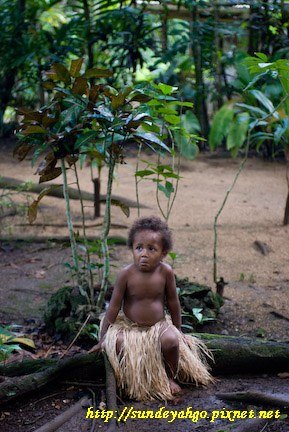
[88,341,102,354]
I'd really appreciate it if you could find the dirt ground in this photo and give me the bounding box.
[1,138,289,431]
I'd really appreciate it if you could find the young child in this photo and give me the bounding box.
[89,216,213,401]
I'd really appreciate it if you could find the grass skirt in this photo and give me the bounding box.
[102,313,213,401]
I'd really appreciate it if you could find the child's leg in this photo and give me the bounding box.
[160,327,182,395]
[116,332,124,355]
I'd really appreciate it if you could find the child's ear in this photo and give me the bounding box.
[161,250,168,259]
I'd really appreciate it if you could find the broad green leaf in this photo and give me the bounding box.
[17,109,43,122]
[163,115,180,125]
[255,52,268,62]
[209,105,234,150]
[182,111,201,133]
[83,68,113,79]
[174,131,199,160]
[72,77,88,95]
[52,63,71,84]
[156,83,178,95]
[249,90,279,119]
[22,126,47,135]
[5,336,35,349]
[235,103,267,118]
[158,183,173,198]
[70,58,84,77]
[133,132,170,152]
[227,112,250,152]
[174,101,194,108]
[111,93,125,110]
[135,169,155,178]
[75,131,99,149]
[192,308,203,322]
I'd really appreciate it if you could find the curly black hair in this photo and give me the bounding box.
[127,216,173,252]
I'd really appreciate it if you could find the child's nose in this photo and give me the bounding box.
[141,248,148,256]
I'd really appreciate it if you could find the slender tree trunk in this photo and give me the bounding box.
[190,6,209,142]
[248,4,260,55]
[60,158,83,290]
[0,0,26,136]
[96,153,116,313]
[213,0,223,109]
[82,0,94,69]
[161,10,168,53]
[283,150,289,225]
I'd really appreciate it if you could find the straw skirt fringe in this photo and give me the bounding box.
[102,313,213,401]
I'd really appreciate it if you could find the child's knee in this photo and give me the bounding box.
[161,329,179,351]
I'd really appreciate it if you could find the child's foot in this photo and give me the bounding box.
[169,379,182,396]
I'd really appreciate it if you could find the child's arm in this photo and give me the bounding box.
[165,266,182,330]
[89,268,127,353]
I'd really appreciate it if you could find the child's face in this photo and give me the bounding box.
[132,229,165,272]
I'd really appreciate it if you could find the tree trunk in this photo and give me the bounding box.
[213,0,223,109]
[0,0,26,136]
[190,6,209,141]
[283,191,289,225]
[284,150,289,225]
[1,335,289,405]
[248,4,260,55]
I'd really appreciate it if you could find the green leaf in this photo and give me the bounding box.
[227,112,249,152]
[22,126,47,135]
[156,83,178,95]
[133,132,170,152]
[249,90,279,119]
[174,131,199,160]
[111,93,125,110]
[192,308,203,323]
[83,68,113,79]
[75,131,99,149]
[163,115,180,125]
[255,52,268,62]
[209,105,234,150]
[235,103,267,118]
[72,77,88,95]
[70,58,84,77]
[135,169,155,178]
[52,63,71,84]
[182,111,201,133]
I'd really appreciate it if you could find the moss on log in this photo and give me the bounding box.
[200,334,289,373]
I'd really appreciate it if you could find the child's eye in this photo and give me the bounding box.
[149,247,155,251]
[136,245,142,250]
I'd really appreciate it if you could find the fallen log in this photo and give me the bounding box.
[34,397,89,432]
[0,176,147,209]
[0,353,103,405]
[0,235,127,244]
[201,333,289,374]
[1,335,289,405]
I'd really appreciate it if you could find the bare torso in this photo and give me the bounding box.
[122,262,168,326]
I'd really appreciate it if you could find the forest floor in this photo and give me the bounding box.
[0,137,289,431]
